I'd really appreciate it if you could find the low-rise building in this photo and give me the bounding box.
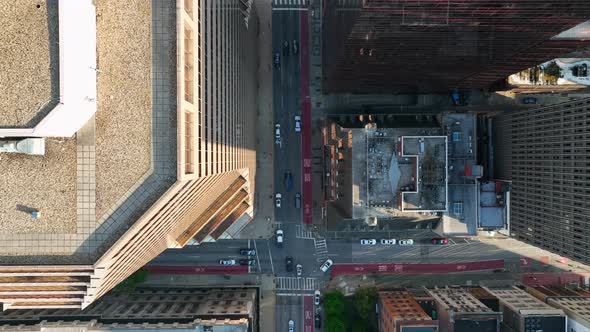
[526,285,590,332]
[483,286,565,332]
[379,291,438,332]
[427,287,501,332]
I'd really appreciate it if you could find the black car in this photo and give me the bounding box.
[274,52,280,68]
[239,259,256,266]
[240,248,256,256]
[283,41,290,56]
[286,256,294,272]
[315,313,321,329]
[522,97,537,104]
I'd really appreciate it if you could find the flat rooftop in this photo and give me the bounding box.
[351,127,447,220]
[0,0,177,264]
[0,1,59,127]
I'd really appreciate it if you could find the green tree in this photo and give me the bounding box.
[354,287,377,321]
[324,291,347,332]
[113,269,147,294]
[543,61,561,85]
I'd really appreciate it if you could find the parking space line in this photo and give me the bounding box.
[267,241,275,274]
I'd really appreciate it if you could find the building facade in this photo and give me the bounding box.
[323,0,590,93]
[494,98,590,265]
[0,287,257,332]
[483,286,565,332]
[0,0,258,310]
[378,291,438,332]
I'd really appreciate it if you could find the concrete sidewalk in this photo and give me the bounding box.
[238,0,275,240]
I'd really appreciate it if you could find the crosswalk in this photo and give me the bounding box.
[314,238,328,262]
[273,0,308,6]
[296,225,315,239]
[276,277,316,291]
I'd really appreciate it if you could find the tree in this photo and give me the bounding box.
[543,61,561,85]
[324,291,347,332]
[354,287,377,321]
[113,269,147,294]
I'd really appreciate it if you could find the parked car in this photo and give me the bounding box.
[360,239,377,245]
[294,115,301,133]
[289,319,294,332]
[283,41,290,56]
[219,259,236,266]
[315,313,322,329]
[314,290,321,306]
[275,193,282,208]
[239,259,256,266]
[380,239,396,245]
[431,238,449,245]
[398,239,414,245]
[276,229,284,247]
[522,97,537,104]
[292,40,299,55]
[296,264,303,276]
[295,193,301,209]
[286,256,294,272]
[284,171,293,191]
[240,248,256,255]
[274,52,280,68]
[320,259,333,272]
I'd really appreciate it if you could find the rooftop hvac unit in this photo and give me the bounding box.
[0,138,45,156]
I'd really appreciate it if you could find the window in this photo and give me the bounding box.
[453,202,463,215]
[452,131,462,142]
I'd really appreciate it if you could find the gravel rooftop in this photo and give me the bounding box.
[0,1,59,128]
[94,0,152,220]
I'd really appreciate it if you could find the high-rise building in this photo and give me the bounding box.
[0,287,257,332]
[0,0,258,310]
[323,0,590,93]
[494,98,590,265]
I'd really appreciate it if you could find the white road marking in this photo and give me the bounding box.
[253,240,262,271]
[272,7,309,11]
[267,240,275,274]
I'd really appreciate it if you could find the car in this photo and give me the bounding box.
[296,264,303,276]
[320,259,333,272]
[315,313,322,329]
[289,319,294,332]
[239,248,256,255]
[294,115,301,133]
[431,238,449,245]
[522,97,537,104]
[314,290,321,306]
[275,124,281,144]
[276,229,284,247]
[283,41,290,56]
[284,171,293,191]
[239,259,256,266]
[274,52,280,68]
[292,40,299,55]
[275,193,282,208]
[398,239,414,245]
[295,193,301,209]
[360,239,377,245]
[380,239,396,245]
[286,256,294,272]
[219,259,236,266]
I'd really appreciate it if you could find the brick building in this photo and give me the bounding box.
[378,291,438,332]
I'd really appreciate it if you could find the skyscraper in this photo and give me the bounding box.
[0,0,258,310]
[494,98,590,265]
[323,0,590,93]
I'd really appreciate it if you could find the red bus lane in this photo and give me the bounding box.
[303,295,314,332]
[145,265,248,275]
[330,260,504,277]
[300,9,312,225]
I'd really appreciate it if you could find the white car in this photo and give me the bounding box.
[314,290,321,306]
[320,259,333,272]
[360,239,377,245]
[381,239,396,245]
[296,264,302,276]
[219,259,236,266]
[398,239,414,245]
[276,229,284,247]
[275,124,281,144]
[275,193,282,208]
[294,115,301,133]
[289,319,294,332]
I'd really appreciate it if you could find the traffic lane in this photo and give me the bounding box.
[149,240,258,266]
[303,295,314,332]
[276,295,303,332]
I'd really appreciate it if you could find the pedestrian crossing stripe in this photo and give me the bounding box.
[276,277,316,290]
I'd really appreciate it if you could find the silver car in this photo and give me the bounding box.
[320,259,333,272]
